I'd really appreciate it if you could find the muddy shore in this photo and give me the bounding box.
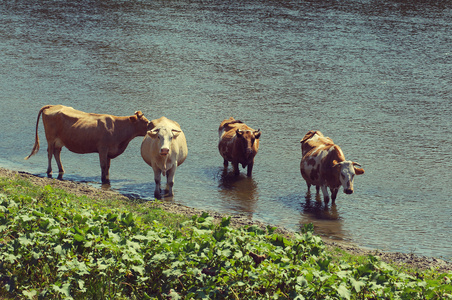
[0,167,450,273]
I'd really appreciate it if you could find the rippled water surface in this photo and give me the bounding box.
[1,0,451,259]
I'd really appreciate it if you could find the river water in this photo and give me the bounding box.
[1,0,451,259]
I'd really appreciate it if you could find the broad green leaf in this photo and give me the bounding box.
[168,289,182,299]
[18,235,33,246]
[220,217,231,228]
[350,277,366,293]
[317,258,330,271]
[22,289,37,299]
[19,215,35,222]
[131,265,145,275]
[234,250,243,260]
[52,283,71,298]
[236,281,246,287]
[73,234,85,242]
[335,283,351,300]
[296,276,308,287]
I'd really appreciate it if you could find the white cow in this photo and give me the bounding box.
[141,117,188,199]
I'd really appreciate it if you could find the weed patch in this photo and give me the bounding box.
[0,177,451,299]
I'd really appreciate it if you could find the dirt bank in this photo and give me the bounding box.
[0,167,450,273]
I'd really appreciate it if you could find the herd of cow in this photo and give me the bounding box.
[25,105,364,204]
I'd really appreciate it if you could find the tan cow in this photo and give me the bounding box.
[218,117,261,176]
[25,105,150,184]
[140,117,188,199]
[300,130,364,204]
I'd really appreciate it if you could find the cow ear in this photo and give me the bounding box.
[135,111,144,119]
[236,129,244,137]
[172,129,181,138]
[354,167,365,175]
[148,128,159,138]
[254,129,261,139]
[332,160,341,168]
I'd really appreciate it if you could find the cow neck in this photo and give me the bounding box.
[115,116,143,141]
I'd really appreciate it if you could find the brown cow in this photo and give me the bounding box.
[25,105,150,184]
[218,117,261,176]
[300,130,364,204]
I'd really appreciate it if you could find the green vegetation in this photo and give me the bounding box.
[0,176,451,299]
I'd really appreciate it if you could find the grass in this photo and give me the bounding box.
[0,175,451,299]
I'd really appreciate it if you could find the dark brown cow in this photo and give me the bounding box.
[25,105,150,184]
[300,130,364,204]
[218,117,261,176]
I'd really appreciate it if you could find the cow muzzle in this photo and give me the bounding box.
[160,148,170,156]
[344,189,354,195]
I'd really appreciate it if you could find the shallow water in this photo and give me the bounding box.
[1,0,451,259]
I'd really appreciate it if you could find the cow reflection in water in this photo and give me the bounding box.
[217,169,258,217]
[298,191,345,240]
[301,190,339,221]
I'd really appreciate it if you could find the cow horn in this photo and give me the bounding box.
[148,128,159,137]
[352,162,361,167]
[172,129,181,137]
[135,111,143,118]
[254,129,261,138]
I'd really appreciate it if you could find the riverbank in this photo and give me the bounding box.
[0,167,450,273]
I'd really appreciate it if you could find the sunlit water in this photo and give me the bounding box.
[1,0,451,259]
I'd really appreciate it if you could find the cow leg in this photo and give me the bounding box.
[316,185,320,194]
[98,151,111,184]
[46,145,53,177]
[330,188,339,204]
[53,147,65,180]
[246,162,253,177]
[232,161,240,175]
[153,168,162,199]
[223,159,229,167]
[166,165,177,197]
[321,185,330,204]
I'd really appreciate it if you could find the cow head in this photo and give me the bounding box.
[333,160,365,194]
[236,129,261,155]
[130,111,150,135]
[148,127,181,156]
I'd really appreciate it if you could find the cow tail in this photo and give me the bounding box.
[24,105,50,160]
